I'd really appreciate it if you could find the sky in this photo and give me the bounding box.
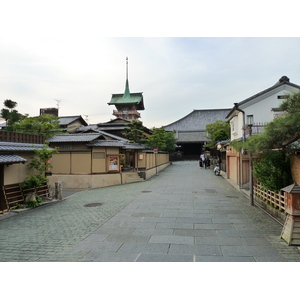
[1,1,300,130]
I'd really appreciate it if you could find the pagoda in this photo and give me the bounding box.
[108,57,145,121]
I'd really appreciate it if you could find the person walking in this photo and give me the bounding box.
[200,153,205,168]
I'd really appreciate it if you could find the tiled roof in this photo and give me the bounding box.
[59,116,88,126]
[87,140,148,150]
[87,140,125,147]
[238,76,300,107]
[163,109,231,131]
[226,76,300,119]
[48,133,101,143]
[281,183,300,193]
[0,154,27,164]
[123,142,149,150]
[75,126,129,142]
[0,142,46,151]
[76,125,99,133]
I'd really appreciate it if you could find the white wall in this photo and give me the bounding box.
[241,85,299,124]
[230,84,300,141]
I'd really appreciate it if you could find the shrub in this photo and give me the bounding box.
[253,150,293,192]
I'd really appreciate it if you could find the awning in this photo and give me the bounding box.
[0,154,27,165]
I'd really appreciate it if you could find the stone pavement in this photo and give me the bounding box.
[1,161,300,262]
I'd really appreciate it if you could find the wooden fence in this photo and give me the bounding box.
[253,182,285,212]
[2,182,50,212]
[0,131,45,144]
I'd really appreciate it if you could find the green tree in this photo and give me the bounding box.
[147,128,166,150]
[146,128,177,152]
[206,120,230,148]
[253,150,293,192]
[21,143,59,189]
[1,99,27,130]
[164,131,177,152]
[123,120,147,143]
[13,114,62,138]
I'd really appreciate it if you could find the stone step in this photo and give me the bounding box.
[122,172,144,184]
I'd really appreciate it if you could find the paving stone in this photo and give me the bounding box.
[169,244,222,256]
[174,229,217,237]
[1,161,300,262]
[195,255,256,262]
[195,237,244,246]
[135,253,194,262]
[117,243,170,254]
[132,228,174,236]
[149,235,194,244]
[221,245,282,257]
[155,222,194,229]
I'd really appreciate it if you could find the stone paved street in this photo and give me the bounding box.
[1,161,300,262]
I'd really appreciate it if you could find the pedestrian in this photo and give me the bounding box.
[200,153,205,168]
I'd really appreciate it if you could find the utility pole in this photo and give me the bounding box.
[54,99,62,110]
[249,124,254,206]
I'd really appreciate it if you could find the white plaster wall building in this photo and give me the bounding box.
[227,76,300,141]
[225,76,300,189]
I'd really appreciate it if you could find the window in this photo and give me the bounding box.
[246,115,253,125]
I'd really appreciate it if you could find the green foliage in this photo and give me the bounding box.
[164,131,177,152]
[29,143,58,175]
[1,99,27,130]
[20,174,47,189]
[120,153,125,166]
[279,91,300,113]
[146,128,177,152]
[3,99,17,109]
[12,114,62,138]
[123,120,148,143]
[146,128,166,150]
[253,150,293,192]
[206,120,230,148]
[21,143,58,188]
[241,91,300,152]
[25,195,43,208]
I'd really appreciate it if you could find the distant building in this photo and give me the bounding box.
[108,58,144,121]
[163,109,231,159]
[58,115,88,133]
[40,107,59,117]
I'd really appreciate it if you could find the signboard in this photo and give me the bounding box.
[153,148,158,154]
[108,156,119,171]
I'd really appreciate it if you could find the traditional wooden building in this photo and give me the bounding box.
[0,132,47,213]
[58,115,88,133]
[163,109,231,160]
[226,76,300,189]
[48,133,169,189]
[107,58,144,121]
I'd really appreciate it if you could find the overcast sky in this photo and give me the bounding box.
[1,1,300,129]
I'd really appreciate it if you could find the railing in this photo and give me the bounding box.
[0,131,45,144]
[253,182,285,212]
[243,123,267,137]
[112,110,141,118]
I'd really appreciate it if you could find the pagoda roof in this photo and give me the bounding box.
[108,59,145,110]
[108,92,144,110]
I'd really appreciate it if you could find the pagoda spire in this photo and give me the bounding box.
[123,57,130,99]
